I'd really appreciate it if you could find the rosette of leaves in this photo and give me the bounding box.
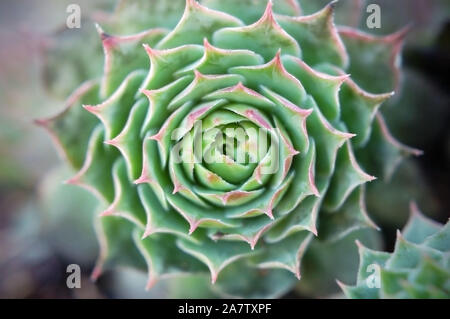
[339,203,450,298]
[37,0,419,298]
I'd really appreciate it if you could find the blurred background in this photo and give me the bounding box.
[0,0,448,298]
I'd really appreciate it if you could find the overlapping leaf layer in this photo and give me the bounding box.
[39,0,420,297]
[340,204,450,298]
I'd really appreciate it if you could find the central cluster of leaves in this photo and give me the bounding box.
[40,0,417,297]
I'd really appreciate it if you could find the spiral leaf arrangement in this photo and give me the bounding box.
[340,203,450,298]
[38,0,421,297]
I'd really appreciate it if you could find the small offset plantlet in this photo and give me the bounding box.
[339,203,450,298]
[38,0,424,298]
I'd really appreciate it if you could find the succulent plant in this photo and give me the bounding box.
[339,203,450,298]
[294,227,383,297]
[37,0,421,298]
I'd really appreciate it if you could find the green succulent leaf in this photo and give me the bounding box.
[39,0,421,298]
[340,204,450,299]
[339,26,408,94]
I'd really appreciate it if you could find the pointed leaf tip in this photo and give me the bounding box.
[355,239,364,249]
[100,206,115,217]
[82,104,100,114]
[262,0,275,23]
[104,138,120,147]
[33,118,48,128]
[189,222,199,235]
[409,201,420,216]
[90,265,102,282]
[95,23,103,34]
[328,0,339,8]
[265,209,275,220]
[94,23,108,40]
[143,43,159,58]
[145,277,157,290]
[336,279,347,291]
[134,175,150,185]
[64,176,79,185]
